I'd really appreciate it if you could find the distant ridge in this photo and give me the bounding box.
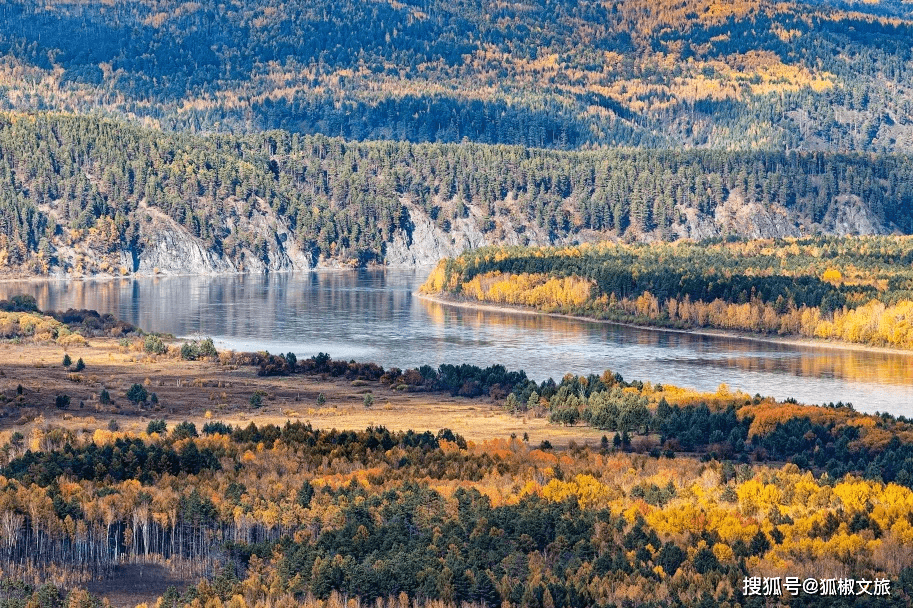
[0,0,912,151]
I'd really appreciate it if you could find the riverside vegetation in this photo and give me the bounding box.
[421,236,913,350]
[0,300,912,606]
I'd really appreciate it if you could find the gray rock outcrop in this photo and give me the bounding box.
[38,188,897,278]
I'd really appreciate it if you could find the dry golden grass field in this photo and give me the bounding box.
[0,338,606,449]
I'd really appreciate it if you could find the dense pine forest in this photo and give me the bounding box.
[3,113,913,274]
[421,236,913,348]
[1,0,913,152]
[3,0,913,271]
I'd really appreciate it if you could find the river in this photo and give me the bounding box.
[3,269,913,416]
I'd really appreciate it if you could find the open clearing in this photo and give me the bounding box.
[0,338,606,449]
[84,564,190,608]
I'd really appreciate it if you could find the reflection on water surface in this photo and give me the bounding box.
[3,269,913,416]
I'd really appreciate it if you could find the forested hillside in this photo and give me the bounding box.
[4,0,913,273]
[3,113,913,275]
[1,0,913,151]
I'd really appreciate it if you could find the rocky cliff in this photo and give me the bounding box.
[32,191,894,280]
[671,191,891,241]
[39,197,317,278]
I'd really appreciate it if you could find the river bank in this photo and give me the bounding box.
[0,336,605,448]
[3,269,911,414]
[0,264,396,284]
[415,292,913,358]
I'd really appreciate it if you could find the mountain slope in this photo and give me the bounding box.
[2,113,913,276]
[1,1,913,151]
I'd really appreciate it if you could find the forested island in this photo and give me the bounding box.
[0,298,912,607]
[421,236,913,350]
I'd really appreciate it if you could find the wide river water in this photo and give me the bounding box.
[4,269,913,416]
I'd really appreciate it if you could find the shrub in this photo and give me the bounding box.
[127,383,148,404]
[317,393,326,406]
[146,419,167,434]
[198,338,217,358]
[0,295,38,312]
[55,394,71,409]
[257,353,291,376]
[249,393,263,408]
[57,333,87,348]
[144,334,168,355]
[99,389,111,404]
[363,393,374,408]
[172,421,198,439]
[180,342,200,360]
[181,338,217,360]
